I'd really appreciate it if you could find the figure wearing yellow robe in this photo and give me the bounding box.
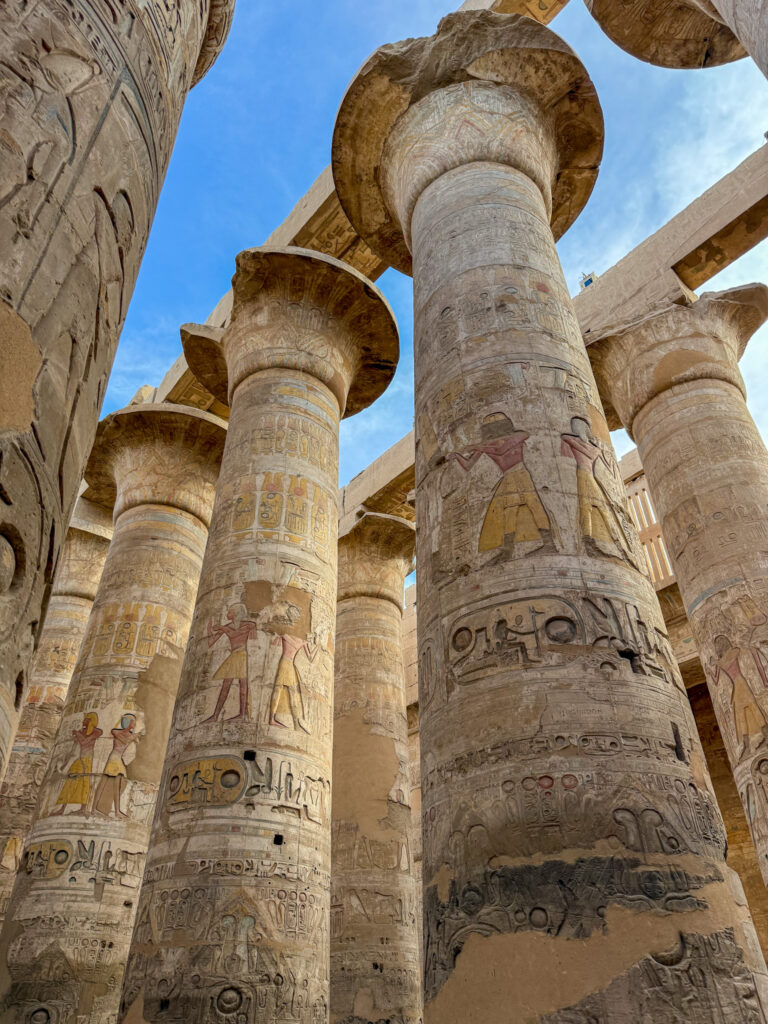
[449,412,552,555]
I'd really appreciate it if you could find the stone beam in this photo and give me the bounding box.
[155,138,768,422]
[154,0,548,417]
[578,141,768,342]
[338,431,416,533]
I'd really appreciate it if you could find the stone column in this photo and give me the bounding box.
[332,11,768,1021]
[590,286,768,882]
[119,246,398,1024]
[0,0,235,778]
[331,511,420,1024]
[0,403,225,1023]
[584,0,767,77]
[0,508,111,928]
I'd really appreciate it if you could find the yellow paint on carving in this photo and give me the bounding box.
[0,301,41,430]
[333,707,401,839]
[425,875,763,1024]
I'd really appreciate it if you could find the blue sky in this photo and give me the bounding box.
[104,0,768,486]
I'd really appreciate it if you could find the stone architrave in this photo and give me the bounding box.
[332,11,768,1021]
[0,518,111,927]
[0,0,235,780]
[590,285,768,882]
[0,403,226,1023]
[331,511,421,1024]
[119,247,398,1024]
[584,0,767,77]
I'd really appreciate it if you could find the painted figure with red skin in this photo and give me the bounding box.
[560,416,635,564]
[449,412,552,555]
[204,603,260,723]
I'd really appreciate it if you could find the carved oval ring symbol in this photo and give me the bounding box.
[216,988,243,1014]
[29,1011,51,1024]
[459,884,483,917]
[451,627,473,653]
[640,871,667,900]
[544,616,577,644]
[169,775,181,795]
[220,769,241,789]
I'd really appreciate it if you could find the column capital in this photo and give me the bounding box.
[193,0,237,86]
[584,0,744,69]
[338,511,415,606]
[51,527,111,603]
[182,246,398,416]
[332,10,603,274]
[590,283,768,433]
[84,403,226,526]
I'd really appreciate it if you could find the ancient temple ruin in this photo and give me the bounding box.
[1,0,768,1021]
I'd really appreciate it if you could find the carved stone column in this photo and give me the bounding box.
[0,403,225,1023]
[120,247,398,1023]
[332,11,768,1020]
[331,511,420,1024]
[584,0,767,77]
[0,0,235,778]
[591,286,768,883]
[0,506,112,928]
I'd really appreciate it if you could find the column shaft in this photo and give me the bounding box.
[124,370,338,1022]
[412,154,768,1021]
[331,517,420,1023]
[0,405,223,1022]
[121,246,398,1024]
[0,526,110,926]
[634,377,768,881]
[0,0,234,774]
[331,13,768,1017]
[690,680,768,954]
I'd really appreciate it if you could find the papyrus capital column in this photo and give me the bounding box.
[333,11,768,1020]
[0,515,112,927]
[0,403,225,1023]
[592,284,768,888]
[332,512,420,1024]
[121,248,398,1024]
[0,0,235,775]
[584,0,768,78]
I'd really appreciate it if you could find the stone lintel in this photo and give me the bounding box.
[339,431,416,530]
[578,142,768,344]
[148,141,768,424]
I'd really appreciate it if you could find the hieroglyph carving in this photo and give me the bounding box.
[0,0,233,778]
